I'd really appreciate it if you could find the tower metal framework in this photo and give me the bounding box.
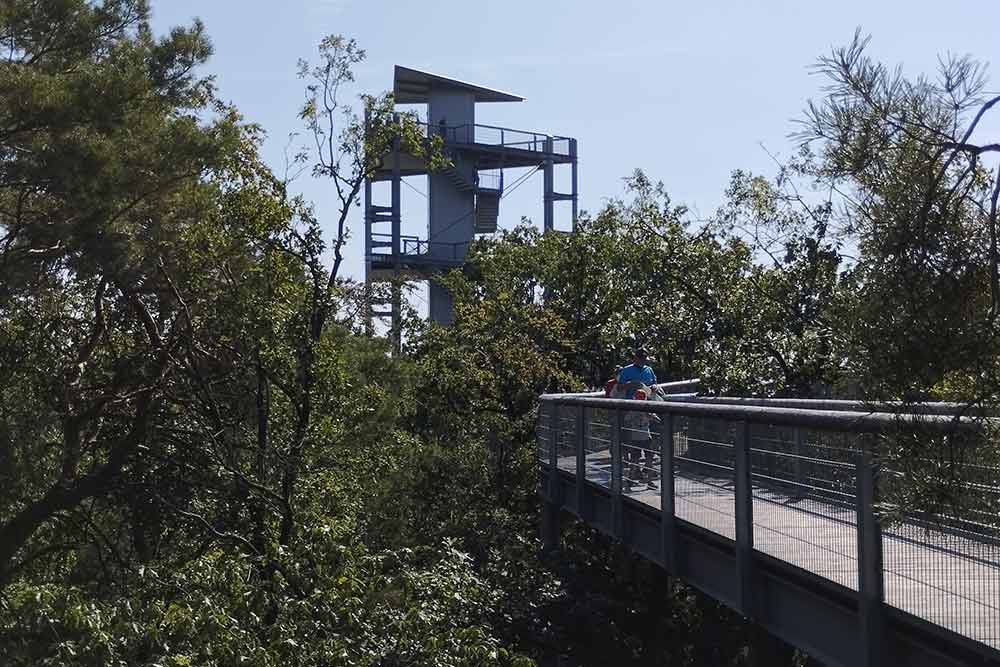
[364,66,578,351]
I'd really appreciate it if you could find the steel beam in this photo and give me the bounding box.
[660,413,678,573]
[857,445,885,666]
[611,409,624,540]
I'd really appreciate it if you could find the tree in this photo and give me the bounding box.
[0,9,528,663]
[795,30,1000,403]
[0,0,245,583]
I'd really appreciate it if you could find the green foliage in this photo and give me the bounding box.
[1,544,527,667]
[2,8,996,667]
[0,6,524,666]
[795,30,1000,402]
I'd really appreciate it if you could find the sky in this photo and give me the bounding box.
[150,0,1000,293]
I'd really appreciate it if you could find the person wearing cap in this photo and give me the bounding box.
[617,347,657,397]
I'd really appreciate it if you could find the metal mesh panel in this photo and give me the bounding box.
[535,403,553,464]
[673,416,736,539]
[882,454,1000,650]
[627,417,667,510]
[622,409,662,499]
[749,425,860,590]
[585,407,613,488]
[556,403,578,473]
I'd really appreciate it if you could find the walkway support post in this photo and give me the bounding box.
[660,413,677,573]
[611,409,624,540]
[856,443,885,666]
[541,404,561,551]
[734,419,754,618]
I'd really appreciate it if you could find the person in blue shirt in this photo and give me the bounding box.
[614,347,658,487]
[617,347,656,398]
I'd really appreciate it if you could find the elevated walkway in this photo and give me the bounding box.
[537,392,1000,666]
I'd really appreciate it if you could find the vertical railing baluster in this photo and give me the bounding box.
[611,408,623,539]
[576,405,587,520]
[794,426,806,496]
[734,419,754,618]
[660,413,677,573]
[540,401,560,551]
[856,443,884,666]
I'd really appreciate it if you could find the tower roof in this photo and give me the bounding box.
[393,65,524,104]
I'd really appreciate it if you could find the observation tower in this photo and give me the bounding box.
[365,66,578,348]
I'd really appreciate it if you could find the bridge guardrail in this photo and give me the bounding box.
[536,393,1000,657]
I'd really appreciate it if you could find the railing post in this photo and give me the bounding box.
[576,405,587,520]
[540,403,562,552]
[660,413,678,573]
[794,426,806,497]
[734,420,755,618]
[611,408,624,540]
[856,443,884,666]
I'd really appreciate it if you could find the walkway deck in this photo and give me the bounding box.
[559,449,1000,652]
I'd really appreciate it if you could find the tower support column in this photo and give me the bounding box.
[543,137,554,232]
[570,138,579,230]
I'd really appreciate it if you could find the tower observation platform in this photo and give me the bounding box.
[364,66,578,347]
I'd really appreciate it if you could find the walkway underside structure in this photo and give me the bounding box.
[537,387,1000,666]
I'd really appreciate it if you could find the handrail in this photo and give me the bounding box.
[418,120,572,155]
[656,395,997,416]
[538,393,987,434]
[470,121,571,141]
[559,378,703,398]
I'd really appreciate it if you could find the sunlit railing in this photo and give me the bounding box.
[536,392,1000,651]
[419,120,573,156]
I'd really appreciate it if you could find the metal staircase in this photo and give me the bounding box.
[446,162,475,192]
[446,152,502,234]
[475,190,500,234]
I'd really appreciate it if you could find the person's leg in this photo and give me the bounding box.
[644,435,657,475]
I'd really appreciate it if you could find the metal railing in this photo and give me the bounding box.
[536,393,1000,653]
[420,120,572,156]
[369,233,469,261]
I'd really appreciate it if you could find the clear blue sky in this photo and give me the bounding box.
[151,0,999,286]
